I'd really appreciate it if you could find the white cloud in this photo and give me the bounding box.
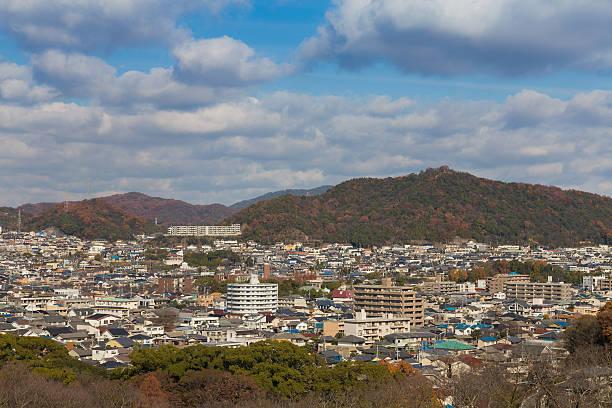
[301,0,612,75]
[30,50,246,109]
[0,62,58,104]
[173,36,287,86]
[0,0,246,51]
[29,36,286,109]
[0,89,610,206]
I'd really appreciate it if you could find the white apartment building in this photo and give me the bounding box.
[94,297,140,310]
[167,224,241,237]
[93,297,140,317]
[583,276,606,291]
[343,310,412,343]
[226,275,278,314]
[11,295,57,311]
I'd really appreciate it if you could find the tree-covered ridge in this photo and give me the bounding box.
[101,192,236,226]
[0,335,440,407]
[230,167,612,246]
[123,340,402,399]
[25,198,157,240]
[0,334,103,383]
[0,207,18,230]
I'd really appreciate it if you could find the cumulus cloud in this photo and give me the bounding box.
[29,35,286,108]
[0,0,246,51]
[0,62,58,104]
[301,0,612,75]
[0,89,610,206]
[173,36,287,86]
[30,49,251,109]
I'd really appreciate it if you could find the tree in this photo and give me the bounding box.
[138,373,169,408]
[451,364,528,408]
[596,301,612,344]
[564,315,604,353]
[175,369,263,406]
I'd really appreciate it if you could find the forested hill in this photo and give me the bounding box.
[229,167,612,247]
[230,185,333,210]
[25,199,156,241]
[0,207,18,231]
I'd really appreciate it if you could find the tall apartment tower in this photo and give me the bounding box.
[353,278,424,326]
[226,275,278,315]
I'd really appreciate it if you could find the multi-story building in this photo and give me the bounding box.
[10,294,57,311]
[94,297,140,310]
[226,275,278,314]
[343,310,412,343]
[422,280,460,295]
[487,273,530,293]
[594,278,612,292]
[582,275,607,291]
[504,277,572,303]
[166,224,241,237]
[157,275,195,295]
[353,279,424,326]
[157,275,196,295]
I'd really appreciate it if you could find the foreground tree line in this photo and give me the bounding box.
[0,335,440,408]
[0,303,610,407]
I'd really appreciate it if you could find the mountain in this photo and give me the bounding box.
[228,167,612,247]
[0,207,18,231]
[25,199,155,241]
[230,185,333,210]
[17,187,335,229]
[99,192,236,225]
[19,192,237,226]
[18,202,56,216]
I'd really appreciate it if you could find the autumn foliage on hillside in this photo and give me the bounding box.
[101,192,236,226]
[231,167,612,247]
[26,198,156,240]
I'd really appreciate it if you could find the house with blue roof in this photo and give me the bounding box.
[431,339,475,354]
[478,336,498,348]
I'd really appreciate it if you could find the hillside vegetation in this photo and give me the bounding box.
[230,167,612,247]
[25,199,156,240]
[230,185,333,210]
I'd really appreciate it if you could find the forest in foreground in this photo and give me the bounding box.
[0,302,609,407]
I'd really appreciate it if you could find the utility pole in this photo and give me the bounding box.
[17,209,21,233]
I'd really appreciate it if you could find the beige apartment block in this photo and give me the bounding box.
[353,280,424,326]
[503,278,571,303]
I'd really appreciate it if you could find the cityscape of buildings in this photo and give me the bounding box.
[0,226,609,376]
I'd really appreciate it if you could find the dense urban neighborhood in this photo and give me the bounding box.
[0,226,610,406]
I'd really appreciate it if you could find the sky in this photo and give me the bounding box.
[0,0,611,207]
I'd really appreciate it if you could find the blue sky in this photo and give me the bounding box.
[0,0,610,206]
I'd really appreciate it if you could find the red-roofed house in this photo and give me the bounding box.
[331,289,353,303]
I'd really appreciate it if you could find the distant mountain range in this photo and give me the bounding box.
[228,167,612,247]
[18,193,234,225]
[230,186,333,210]
[2,185,333,240]
[2,167,611,245]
